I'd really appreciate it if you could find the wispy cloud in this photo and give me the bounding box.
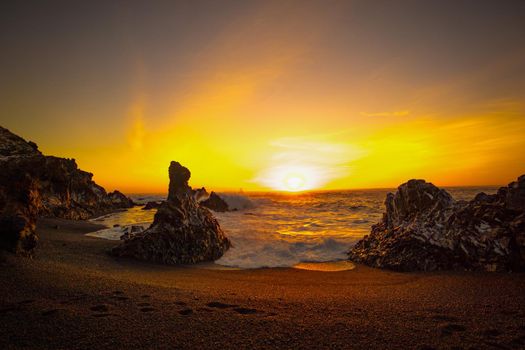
[360,110,410,118]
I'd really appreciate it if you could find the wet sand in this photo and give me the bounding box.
[1,218,524,349]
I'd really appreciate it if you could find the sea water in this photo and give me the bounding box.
[88,187,498,269]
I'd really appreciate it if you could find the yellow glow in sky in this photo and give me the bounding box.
[2,1,525,193]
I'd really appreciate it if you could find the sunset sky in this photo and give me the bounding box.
[1,0,525,193]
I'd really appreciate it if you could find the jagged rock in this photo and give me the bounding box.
[0,126,42,159]
[0,125,134,254]
[201,191,229,212]
[112,161,231,264]
[142,201,163,210]
[349,176,525,272]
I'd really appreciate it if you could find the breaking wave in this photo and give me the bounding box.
[87,187,494,269]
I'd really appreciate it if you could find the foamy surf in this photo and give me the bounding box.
[86,188,493,269]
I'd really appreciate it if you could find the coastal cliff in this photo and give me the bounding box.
[349,176,525,271]
[112,161,231,264]
[0,126,134,255]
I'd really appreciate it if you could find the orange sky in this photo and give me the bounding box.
[1,1,525,193]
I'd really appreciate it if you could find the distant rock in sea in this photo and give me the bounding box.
[142,201,163,210]
[201,191,230,212]
[349,176,525,272]
[111,161,231,264]
[0,126,135,255]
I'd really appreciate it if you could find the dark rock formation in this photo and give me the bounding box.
[112,161,231,264]
[0,173,40,255]
[201,191,230,212]
[142,201,163,210]
[0,126,134,255]
[349,176,525,272]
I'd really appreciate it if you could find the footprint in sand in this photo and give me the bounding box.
[0,306,18,314]
[233,307,258,315]
[42,309,60,316]
[483,328,501,337]
[206,301,239,309]
[90,304,109,312]
[509,334,525,347]
[431,314,460,322]
[417,346,437,350]
[140,307,155,312]
[179,308,193,315]
[197,307,214,312]
[440,323,466,336]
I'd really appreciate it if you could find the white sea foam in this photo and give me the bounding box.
[217,193,257,210]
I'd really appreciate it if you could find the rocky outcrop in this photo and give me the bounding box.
[0,126,135,255]
[111,161,231,264]
[201,191,230,212]
[349,176,525,272]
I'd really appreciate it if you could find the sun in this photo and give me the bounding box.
[284,174,305,192]
[257,164,323,192]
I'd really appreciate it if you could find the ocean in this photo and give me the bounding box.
[87,187,498,269]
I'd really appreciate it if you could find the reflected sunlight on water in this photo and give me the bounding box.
[87,187,498,268]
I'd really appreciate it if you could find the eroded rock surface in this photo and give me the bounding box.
[349,176,525,271]
[0,126,134,255]
[112,161,231,264]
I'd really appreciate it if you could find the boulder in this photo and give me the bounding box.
[201,191,230,212]
[111,161,231,264]
[349,176,525,272]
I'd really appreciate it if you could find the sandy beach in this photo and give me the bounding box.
[1,218,524,349]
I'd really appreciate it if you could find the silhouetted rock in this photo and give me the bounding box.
[0,126,134,254]
[349,176,525,272]
[112,161,231,264]
[142,201,163,210]
[108,190,136,208]
[201,191,230,212]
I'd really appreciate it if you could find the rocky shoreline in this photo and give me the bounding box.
[0,126,135,255]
